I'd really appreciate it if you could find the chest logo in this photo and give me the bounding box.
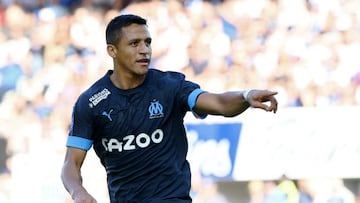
[89,88,111,108]
[102,109,113,121]
[148,100,164,119]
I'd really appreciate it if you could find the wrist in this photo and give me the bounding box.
[242,90,251,102]
[71,187,87,200]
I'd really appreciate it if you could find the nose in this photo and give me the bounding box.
[139,42,151,54]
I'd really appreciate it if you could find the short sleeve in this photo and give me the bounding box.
[66,96,94,151]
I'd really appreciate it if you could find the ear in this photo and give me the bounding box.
[107,44,117,58]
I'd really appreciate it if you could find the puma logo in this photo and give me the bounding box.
[102,109,113,121]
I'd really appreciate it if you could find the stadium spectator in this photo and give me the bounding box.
[277,175,300,203]
[297,179,314,203]
[248,180,265,203]
[262,180,288,203]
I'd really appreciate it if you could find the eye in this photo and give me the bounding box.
[145,39,152,47]
[130,41,138,47]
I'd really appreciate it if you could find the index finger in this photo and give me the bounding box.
[268,96,278,113]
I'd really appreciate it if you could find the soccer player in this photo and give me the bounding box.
[60,14,278,203]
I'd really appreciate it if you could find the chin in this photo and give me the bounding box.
[135,67,148,76]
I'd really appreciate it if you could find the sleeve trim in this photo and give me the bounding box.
[187,88,207,119]
[66,136,93,151]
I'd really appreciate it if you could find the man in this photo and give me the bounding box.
[61,14,278,203]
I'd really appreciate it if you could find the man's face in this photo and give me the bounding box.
[111,23,152,76]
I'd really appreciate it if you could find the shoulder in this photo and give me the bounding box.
[147,69,187,91]
[76,72,111,108]
[149,69,186,83]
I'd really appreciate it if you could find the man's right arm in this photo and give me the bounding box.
[61,147,97,203]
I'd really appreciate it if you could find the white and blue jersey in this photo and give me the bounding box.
[66,69,206,203]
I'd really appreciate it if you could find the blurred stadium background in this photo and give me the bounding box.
[0,0,359,202]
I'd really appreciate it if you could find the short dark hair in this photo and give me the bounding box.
[105,14,147,45]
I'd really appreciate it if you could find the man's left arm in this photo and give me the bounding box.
[193,89,278,117]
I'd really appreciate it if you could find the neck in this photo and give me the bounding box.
[110,70,146,90]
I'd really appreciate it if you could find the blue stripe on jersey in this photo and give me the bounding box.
[66,136,93,150]
[188,88,207,119]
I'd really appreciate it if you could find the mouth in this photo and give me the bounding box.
[136,58,150,65]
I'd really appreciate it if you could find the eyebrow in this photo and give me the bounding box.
[128,37,152,43]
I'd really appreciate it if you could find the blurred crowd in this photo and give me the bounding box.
[0,0,359,202]
[247,177,357,203]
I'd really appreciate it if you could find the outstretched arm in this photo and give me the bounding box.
[194,89,278,117]
[61,147,97,203]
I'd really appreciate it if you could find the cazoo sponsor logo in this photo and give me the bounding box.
[102,129,164,152]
